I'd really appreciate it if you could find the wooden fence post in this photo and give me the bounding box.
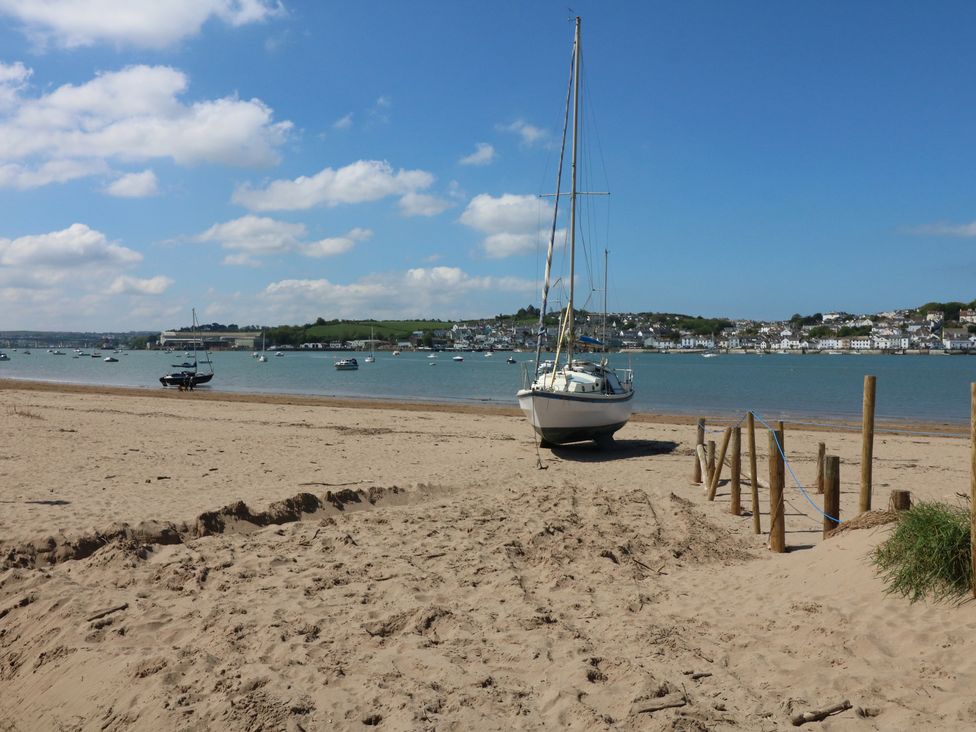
[971,384,975,599]
[860,375,876,514]
[730,426,742,515]
[823,455,840,537]
[816,442,826,494]
[768,423,786,552]
[707,427,732,500]
[693,418,705,483]
[747,412,760,534]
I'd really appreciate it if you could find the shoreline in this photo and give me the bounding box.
[1,377,968,436]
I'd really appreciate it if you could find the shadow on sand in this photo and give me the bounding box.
[548,439,679,463]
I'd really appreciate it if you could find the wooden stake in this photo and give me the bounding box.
[730,426,742,515]
[748,412,760,534]
[696,444,709,485]
[888,489,911,511]
[693,418,705,484]
[971,383,975,599]
[707,427,732,500]
[823,455,840,537]
[768,424,786,552]
[706,440,716,488]
[860,375,876,514]
[816,442,826,494]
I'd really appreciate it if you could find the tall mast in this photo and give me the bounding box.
[533,28,576,370]
[602,248,608,358]
[566,15,581,365]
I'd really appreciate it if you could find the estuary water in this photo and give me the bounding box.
[1,349,974,425]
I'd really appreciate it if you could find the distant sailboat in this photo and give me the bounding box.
[364,327,375,363]
[258,330,268,362]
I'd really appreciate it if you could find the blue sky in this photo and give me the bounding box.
[1,1,975,331]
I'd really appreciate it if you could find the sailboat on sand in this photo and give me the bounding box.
[516,17,634,448]
[160,309,214,388]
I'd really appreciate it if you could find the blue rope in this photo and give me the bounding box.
[751,411,842,525]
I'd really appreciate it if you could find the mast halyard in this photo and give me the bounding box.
[566,15,581,367]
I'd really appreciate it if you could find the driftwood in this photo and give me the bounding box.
[85,603,128,623]
[791,699,852,726]
[632,691,688,715]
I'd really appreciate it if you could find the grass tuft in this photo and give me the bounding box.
[872,502,972,603]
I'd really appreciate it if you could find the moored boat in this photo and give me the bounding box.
[160,308,214,388]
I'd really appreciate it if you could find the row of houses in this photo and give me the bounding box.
[642,328,975,351]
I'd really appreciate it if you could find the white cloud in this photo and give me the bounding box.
[398,191,451,217]
[498,119,547,146]
[0,222,140,269]
[0,0,284,50]
[0,158,108,188]
[459,142,495,166]
[261,266,536,320]
[333,112,353,130]
[460,192,553,258]
[303,227,372,258]
[909,222,976,237]
[104,169,158,197]
[0,223,171,323]
[197,215,305,255]
[0,61,31,109]
[368,95,392,124]
[108,274,173,295]
[232,159,435,212]
[196,215,369,263]
[0,63,291,189]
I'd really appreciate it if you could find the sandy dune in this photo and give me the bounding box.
[1,382,974,730]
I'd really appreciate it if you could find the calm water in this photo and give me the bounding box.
[1,349,974,424]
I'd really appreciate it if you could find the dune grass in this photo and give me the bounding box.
[872,502,972,603]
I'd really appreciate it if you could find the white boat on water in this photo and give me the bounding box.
[453,355,464,362]
[364,327,375,363]
[257,330,268,362]
[516,17,634,448]
[334,357,358,371]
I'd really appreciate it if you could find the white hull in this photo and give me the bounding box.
[517,388,633,445]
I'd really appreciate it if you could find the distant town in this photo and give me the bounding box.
[2,300,976,354]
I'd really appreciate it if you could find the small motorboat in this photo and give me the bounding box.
[452,355,464,362]
[506,356,517,364]
[393,350,401,357]
[334,358,359,371]
[0,352,9,361]
[104,356,119,363]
